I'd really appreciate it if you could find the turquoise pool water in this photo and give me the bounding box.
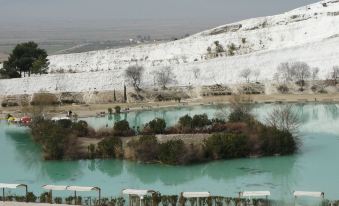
[1,103,339,203]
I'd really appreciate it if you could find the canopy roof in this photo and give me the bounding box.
[42,185,68,191]
[293,191,324,198]
[122,189,155,197]
[0,183,27,189]
[240,191,271,197]
[42,185,100,192]
[67,186,100,192]
[182,192,211,198]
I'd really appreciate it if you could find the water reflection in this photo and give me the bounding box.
[96,159,123,177]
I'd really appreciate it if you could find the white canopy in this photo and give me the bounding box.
[293,191,324,198]
[240,191,271,197]
[122,189,155,197]
[67,186,100,192]
[42,185,100,192]
[42,185,68,191]
[0,183,27,189]
[182,192,211,198]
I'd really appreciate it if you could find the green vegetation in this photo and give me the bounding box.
[0,41,49,78]
[96,136,123,158]
[114,105,121,113]
[143,118,166,134]
[113,120,135,136]
[204,133,250,159]
[28,96,299,164]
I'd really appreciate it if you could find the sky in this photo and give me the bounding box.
[0,0,319,42]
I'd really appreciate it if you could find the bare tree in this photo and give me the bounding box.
[253,69,261,82]
[311,67,319,82]
[291,61,311,91]
[155,67,176,89]
[125,65,144,91]
[276,62,295,83]
[239,68,251,83]
[192,67,200,80]
[331,66,339,85]
[266,105,300,134]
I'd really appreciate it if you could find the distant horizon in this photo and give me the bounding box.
[0,0,319,54]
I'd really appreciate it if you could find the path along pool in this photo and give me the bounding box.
[1,103,339,203]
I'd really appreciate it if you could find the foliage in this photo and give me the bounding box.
[144,118,166,134]
[113,120,135,136]
[259,127,297,155]
[114,106,121,114]
[72,120,89,137]
[108,108,113,115]
[27,192,37,202]
[204,133,250,159]
[158,139,186,164]
[192,114,211,128]
[178,114,193,129]
[128,136,159,162]
[96,136,123,158]
[0,41,48,78]
[228,95,253,123]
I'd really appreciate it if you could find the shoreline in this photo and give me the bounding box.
[1,93,339,119]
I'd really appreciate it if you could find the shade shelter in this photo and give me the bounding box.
[42,185,101,205]
[0,183,28,202]
[181,192,211,206]
[239,191,271,199]
[239,190,270,205]
[293,191,324,206]
[122,189,156,206]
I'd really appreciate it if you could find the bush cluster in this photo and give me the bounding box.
[127,136,193,164]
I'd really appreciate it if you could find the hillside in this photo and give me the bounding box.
[1,0,339,95]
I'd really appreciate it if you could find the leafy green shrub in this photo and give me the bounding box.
[113,120,135,136]
[54,197,62,204]
[128,136,159,162]
[178,114,192,129]
[204,133,250,159]
[192,114,210,128]
[115,106,121,114]
[108,108,113,115]
[72,120,89,137]
[259,127,297,155]
[40,192,51,203]
[27,192,37,202]
[144,118,166,134]
[228,109,252,123]
[159,139,186,164]
[96,136,122,158]
[15,196,26,202]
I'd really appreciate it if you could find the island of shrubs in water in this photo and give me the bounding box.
[29,104,298,165]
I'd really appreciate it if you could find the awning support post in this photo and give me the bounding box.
[25,185,28,202]
[98,189,101,205]
[74,191,77,205]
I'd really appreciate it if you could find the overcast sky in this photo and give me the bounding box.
[0,0,319,41]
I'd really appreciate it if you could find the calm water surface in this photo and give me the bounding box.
[1,104,339,203]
